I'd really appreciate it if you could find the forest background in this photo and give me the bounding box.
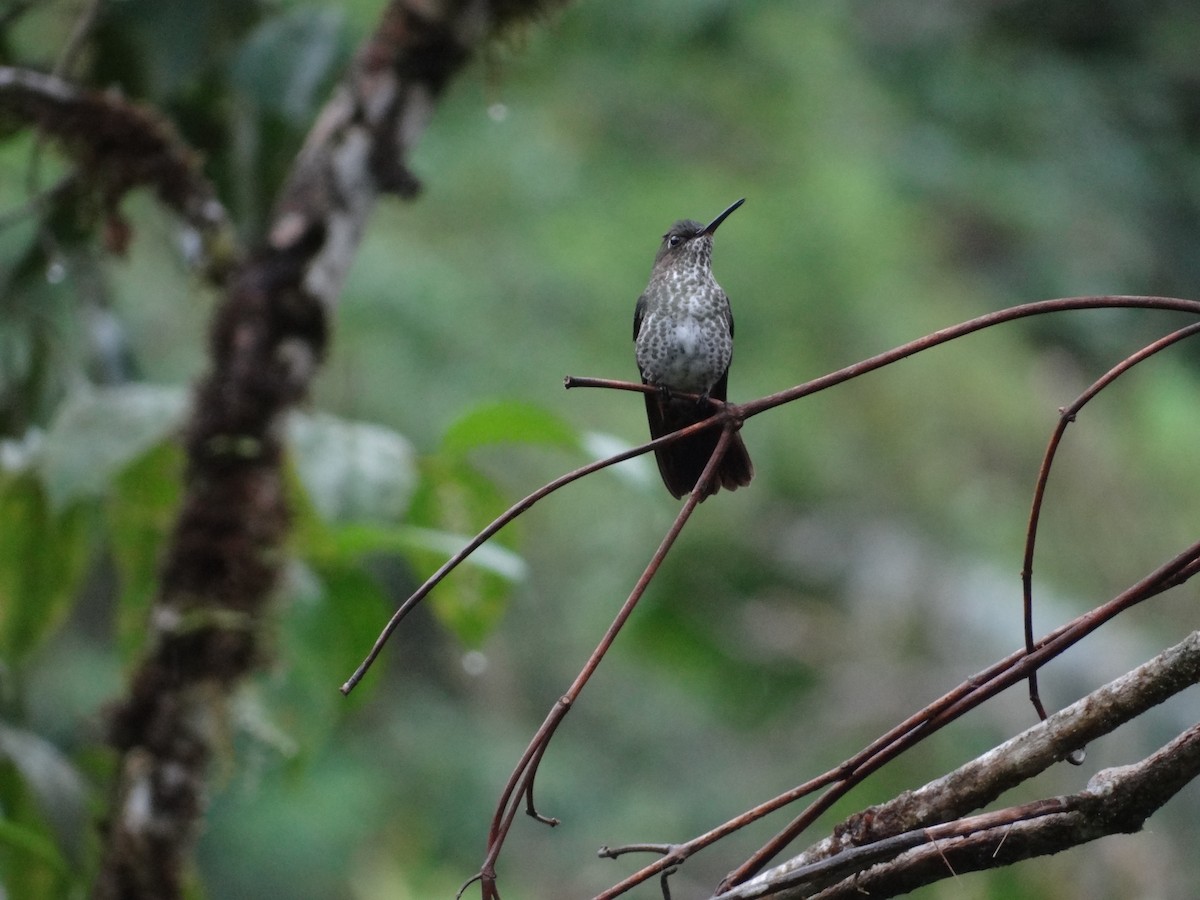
[2,1,1200,898]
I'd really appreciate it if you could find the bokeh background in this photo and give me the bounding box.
[3,1,1200,898]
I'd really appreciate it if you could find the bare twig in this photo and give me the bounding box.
[340,411,738,693]
[343,297,1200,897]
[739,295,1200,419]
[564,374,654,394]
[355,297,1200,694]
[471,427,738,899]
[341,377,742,695]
[599,844,678,860]
[594,538,1200,898]
[1020,322,1200,720]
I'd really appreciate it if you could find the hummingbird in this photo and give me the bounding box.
[633,198,753,500]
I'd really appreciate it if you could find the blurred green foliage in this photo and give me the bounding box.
[2,1,1200,899]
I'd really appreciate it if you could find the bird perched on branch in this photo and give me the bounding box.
[633,198,753,499]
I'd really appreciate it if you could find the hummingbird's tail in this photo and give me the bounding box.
[643,392,753,500]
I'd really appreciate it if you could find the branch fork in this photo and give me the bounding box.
[347,297,1200,899]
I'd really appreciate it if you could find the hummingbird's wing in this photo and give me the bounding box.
[633,293,647,341]
[709,368,729,403]
[642,375,749,499]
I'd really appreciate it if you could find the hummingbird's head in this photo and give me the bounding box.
[652,198,744,268]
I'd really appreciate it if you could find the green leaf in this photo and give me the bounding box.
[0,816,71,878]
[440,400,581,459]
[0,471,89,663]
[0,724,85,898]
[269,560,394,724]
[106,441,185,663]
[312,521,525,584]
[287,405,551,650]
[405,458,522,646]
[232,7,348,124]
[388,526,526,582]
[0,724,88,869]
[298,518,525,654]
[397,401,578,644]
[287,411,418,525]
[39,384,187,511]
[581,429,657,490]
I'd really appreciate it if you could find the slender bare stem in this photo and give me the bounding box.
[470,428,739,899]
[353,297,1200,694]
[595,536,1200,898]
[341,416,735,693]
[1020,321,1200,719]
[564,375,654,394]
[351,294,1200,897]
[739,295,1200,418]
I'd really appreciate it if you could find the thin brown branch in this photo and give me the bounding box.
[1020,322,1200,720]
[739,295,1200,418]
[564,374,654,394]
[599,843,678,860]
[596,539,1200,898]
[385,300,1200,708]
[582,304,1200,900]
[471,427,737,899]
[340,412,732,693]
[571,296,1200,432]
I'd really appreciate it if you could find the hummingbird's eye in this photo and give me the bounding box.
[667,234,684,248]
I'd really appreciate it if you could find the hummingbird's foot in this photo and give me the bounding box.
[697,391,731,416]
[695,391,727,415]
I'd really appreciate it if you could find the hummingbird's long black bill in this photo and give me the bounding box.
[702,198,745,236]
